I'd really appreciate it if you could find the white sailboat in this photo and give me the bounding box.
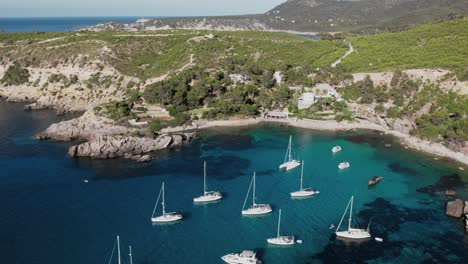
[291,161,320,198]
[151,182,183,223]
[108,236,122,264]
[242,172,272,216]
[267,209,295,245]
[221,250,261,264]
[279,135,301,171]
[128,245,133,264]
[193,161,222,203]
[335,196,371,240]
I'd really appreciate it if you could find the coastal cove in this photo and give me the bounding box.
[1,99,467,263]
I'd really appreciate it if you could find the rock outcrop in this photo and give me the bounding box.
[35,110,130,141]
[68,133,195,161]
[446,199,465,218]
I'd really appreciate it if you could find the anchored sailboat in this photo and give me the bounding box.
[279,135,301,171]
[108,236,128,264]
[291,161,320,198]
[194,161,222,203]
[267,209,295,245]
[335,196,371,240]
[242,172,272,216]
[151,182,183,223]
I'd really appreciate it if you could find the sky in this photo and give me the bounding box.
[0,0,286,17]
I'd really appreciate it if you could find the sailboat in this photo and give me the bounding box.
[128,245,133,264]
[108,236,130,264]
[242,172,272,216]
[291,161,320,198]
[279,135,301,171]
[335,196,371,240]
[193,161,222,203]
[267,209,295,245]
[151,182,183,223]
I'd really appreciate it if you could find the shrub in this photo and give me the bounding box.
[1,62,30,86]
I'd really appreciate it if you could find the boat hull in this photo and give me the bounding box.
[336,228,371,240]
[291,190,319,198]
[193,193,222,203]
[151,213,183,223]
[242,204,272,216]
[338,162,350,170]
[267,236,295,246]
[279,160,301,171]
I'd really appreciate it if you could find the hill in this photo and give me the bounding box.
[133,0,468,33]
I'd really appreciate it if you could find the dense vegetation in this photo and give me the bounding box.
[341,20,468,76]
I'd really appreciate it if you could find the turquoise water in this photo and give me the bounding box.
[0,100,467,263]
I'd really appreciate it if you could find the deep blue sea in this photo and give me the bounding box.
[0,17,150,32]
[0,99,467,264]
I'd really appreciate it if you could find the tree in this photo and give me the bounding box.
[262,70,276,89]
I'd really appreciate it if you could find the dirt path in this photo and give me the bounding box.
[331,43,354,68]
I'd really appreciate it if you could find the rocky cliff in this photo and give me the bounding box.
[68,133,195,162]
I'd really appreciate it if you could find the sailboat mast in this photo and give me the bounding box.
[252,172,256,206]
[277,209,282,237]
[117,236,121,264]
[348,196,353,231]
[162,182,166,216]
[129,245,133,264]
[288,136,292,162]
[300,161,304,190]
[203,161,207,194]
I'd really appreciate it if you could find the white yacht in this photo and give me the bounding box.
[221,250,261,264]
[335,196,371,240]
[291,161,320,198]
[242,172,272,216]
[279,135,301,171]
[193,161,222,203]
[332,146,342,153]
[338,162,350,170]
[267,209,295,246]
[151,182,183,223]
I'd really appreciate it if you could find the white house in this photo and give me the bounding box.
[298,92,316,110]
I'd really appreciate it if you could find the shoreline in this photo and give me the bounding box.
[187,118,468,167]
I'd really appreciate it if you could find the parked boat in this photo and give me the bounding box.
[464,213,468,231]
[368,176,384,186]
[338,162,350,170]
[291,161,319,198]
[193,161,222,203]
[108,236,133,264]
[242,172,272,216]
[151,182,183,223]
[221,250,261,264]
[267,209,296,246]
[332,146,342,153]
[279,135,301,171]
[335,196,371,240]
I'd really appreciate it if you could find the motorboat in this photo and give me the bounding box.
[332,146,342,153]
[338,162,350,170]
[368,176,383,186]
[221,250,261,264]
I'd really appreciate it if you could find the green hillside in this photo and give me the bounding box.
[340,19,468,74]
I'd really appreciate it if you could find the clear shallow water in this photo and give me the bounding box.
[0,100,467,264]
[0,17,150,32]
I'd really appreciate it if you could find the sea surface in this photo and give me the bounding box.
[0,99,467,264]
[0,17,151,32]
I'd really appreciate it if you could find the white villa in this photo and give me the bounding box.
[297,83,342,110]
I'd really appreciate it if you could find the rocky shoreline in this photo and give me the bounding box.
[34,109,195,162]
